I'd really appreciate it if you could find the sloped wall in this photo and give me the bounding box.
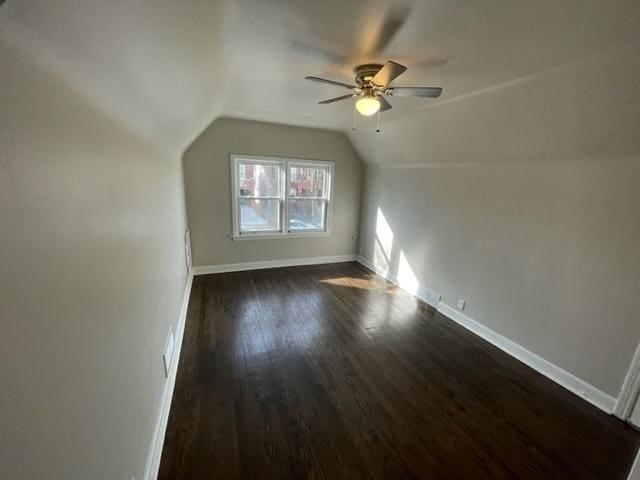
[0,35,189,480]
[352,44,640,398]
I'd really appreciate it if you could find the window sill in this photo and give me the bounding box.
[231,231,331,241]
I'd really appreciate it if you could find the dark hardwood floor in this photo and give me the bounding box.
[158,262,639,479]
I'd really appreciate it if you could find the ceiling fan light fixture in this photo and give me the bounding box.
[355,96,380,116]
[306,61,443,119]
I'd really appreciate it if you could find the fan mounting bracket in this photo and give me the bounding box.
[354,64,383,87]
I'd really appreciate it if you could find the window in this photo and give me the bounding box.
[288,163,329,231]
[231,155,333,239]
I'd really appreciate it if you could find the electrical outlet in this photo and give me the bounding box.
[457,298,466,311]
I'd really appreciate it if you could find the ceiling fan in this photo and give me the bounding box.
[305,61,442,116]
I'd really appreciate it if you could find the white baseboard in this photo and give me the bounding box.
[143,272,194,480]
[355,256,442,308]
[615,341,640,419]
[355,256,617,415]
[435,302,616,413]
[628,450,640,480]
[355,255,398,284]
[192,254,357,275]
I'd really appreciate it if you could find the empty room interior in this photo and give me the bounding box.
[2,0,640,479]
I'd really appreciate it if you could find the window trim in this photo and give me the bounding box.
[230,154,334,240]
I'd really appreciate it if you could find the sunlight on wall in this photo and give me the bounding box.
[370,208,422,305]
[373,240,389,270]
[374,207,393,270]
[397,251,420,296]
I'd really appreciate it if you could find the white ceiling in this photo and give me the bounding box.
[2,0,639,155]
[0,0,228,154]
[222,0,640,131]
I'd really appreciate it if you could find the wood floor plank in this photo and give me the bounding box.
[158,262,639,479]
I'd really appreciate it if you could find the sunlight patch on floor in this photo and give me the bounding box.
[320,276,394,291]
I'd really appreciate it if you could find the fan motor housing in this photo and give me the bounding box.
[354,64,383,86]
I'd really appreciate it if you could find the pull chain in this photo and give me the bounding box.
[375,108,382,133]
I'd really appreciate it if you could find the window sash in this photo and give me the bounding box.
[284,162,331,233]
[288,163,330,200]
[236,159,283,199]
[231,155,333,238]
[287,198,328,232]
[238,198,283,234]
[233,158,285,235]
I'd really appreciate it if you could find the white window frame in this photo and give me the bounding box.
[230,154,334,240]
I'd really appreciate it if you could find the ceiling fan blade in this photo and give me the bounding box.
[305,76,356,89]
[378,96,392,112]
[292,40,348,65]
[387,87,443,98]
[366,6,412,57]
[371,61,407,88]
[318,94,355,104]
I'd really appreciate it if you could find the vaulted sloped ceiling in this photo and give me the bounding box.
[222,0,640,134]
[2,0,639,159]
[0,0,229,155]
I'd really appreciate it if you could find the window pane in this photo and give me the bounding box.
[289,199,326,230]
[289,166,327,198]
[238,162,281,197]
[239,198,280,232]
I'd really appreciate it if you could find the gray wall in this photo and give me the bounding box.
[183,117,363,266]
[352,44,640,398]
[0,35,189,480]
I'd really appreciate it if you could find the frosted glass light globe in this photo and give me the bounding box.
[355,96,381,116]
